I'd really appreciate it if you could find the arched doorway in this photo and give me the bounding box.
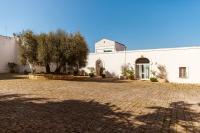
[135,58,150,79]
[95,59,103,76]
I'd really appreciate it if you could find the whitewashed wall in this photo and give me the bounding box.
[0,36,18,73]
[1,35,200,83]
[95,39,126,53]
[95,39,116,53]
[85,47,200,84]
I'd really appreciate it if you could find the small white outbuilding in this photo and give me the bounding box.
[86,39,200,84]
[95,38,126,53]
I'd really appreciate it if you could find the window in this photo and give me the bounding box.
[179,67,187,78]
[104,49,112,52]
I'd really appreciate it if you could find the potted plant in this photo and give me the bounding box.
[127,67,134,80]
[88,67,95,78]
[121,65,128,79]
[101,68,106,78]
[121,64,134,80]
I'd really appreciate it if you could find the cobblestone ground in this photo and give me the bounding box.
[0,75,199,133]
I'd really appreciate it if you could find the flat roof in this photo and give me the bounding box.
[0,35,14,39]
[90,46,200,55]
[96,38,126,47]
[127,46,200,52]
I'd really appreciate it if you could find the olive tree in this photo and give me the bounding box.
[37,33,54,73]
[52,30,89,74]
[16,30,38,73]
[16,29,89,74]
[51,30,68,73]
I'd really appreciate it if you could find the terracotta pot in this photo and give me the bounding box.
[120,76,127,80]
[158,78,166,83]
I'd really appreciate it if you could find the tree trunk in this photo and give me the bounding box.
[46,64,51,73]
[55,64,63,74]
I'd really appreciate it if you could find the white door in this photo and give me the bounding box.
[136,64,150,80]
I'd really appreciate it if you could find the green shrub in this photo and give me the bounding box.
[88,67,95,78]
[128,75,134,80]
[89,73,94,78]
[150,77,158,82]
[8,62,17,73]
[101,74,106,78]
[121,64,135,80]
[73,70,79,76]
[24,70,29,75]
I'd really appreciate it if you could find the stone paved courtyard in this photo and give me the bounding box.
[0,75,199,133]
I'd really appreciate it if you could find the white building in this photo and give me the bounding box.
[1,35,200,84]
[86,39,200,84]
[0,35,18,73]
[95,39,126,53]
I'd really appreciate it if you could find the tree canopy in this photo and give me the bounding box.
[16,30,89,74]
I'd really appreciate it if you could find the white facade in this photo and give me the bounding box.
[86,39,200,84]
[95,39,126,53]
[0,35,18,73]
[0,36,200,84]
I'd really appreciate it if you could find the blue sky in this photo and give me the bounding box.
[0,0,200,52]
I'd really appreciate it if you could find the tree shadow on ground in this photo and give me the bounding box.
[0,74,27,80]
[0,94,134,133]
[135,101,200,133]
[0,94,199,133]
